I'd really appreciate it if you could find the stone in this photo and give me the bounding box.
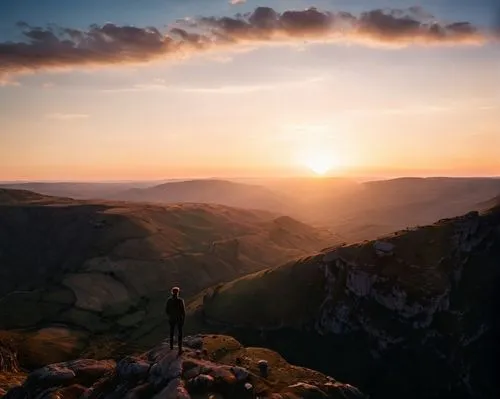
[258,360,269,378]
[209,366,236,385]
[286,382,328,398]
[183,336,203,350]
[117,357,151,380]
[183,365,201,380]
[65,359,116,385]
[26,359,115,389]
[373,241,395,257]
[152,378,190,399]
[35,384,88,399]
[26,365,76,388]
[324,382,365,398]
[230,366,249,382]
[187,374,214,392]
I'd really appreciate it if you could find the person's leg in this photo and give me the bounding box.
[169,321,176,350]
[178,322,184,353]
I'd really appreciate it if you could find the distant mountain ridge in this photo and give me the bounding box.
[108,179,289,213]
[3,177,500,242]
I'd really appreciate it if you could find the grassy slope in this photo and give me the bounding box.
[188,206,486,329]
[188,255,325,329]
[0,188,336,346]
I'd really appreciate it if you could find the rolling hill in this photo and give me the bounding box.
[0,188,335,342]
[108,179,289,213]
[3,177,500,244]
[0,182,164,200]
[189,200,500,399]
[289,177,500,240]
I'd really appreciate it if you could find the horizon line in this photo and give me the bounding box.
[1,174,500,184]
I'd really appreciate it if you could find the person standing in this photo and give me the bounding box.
[165,286,186,354]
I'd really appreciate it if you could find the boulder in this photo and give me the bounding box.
[373,241,395,257]
[64,359,116,385]
[183,336,203,350]
[26,365,76,388]
[5,336,366,399]
[152,378,190,399]
[230,366,249,382]
[117,357,151,380]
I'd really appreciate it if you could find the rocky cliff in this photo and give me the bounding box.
[194,203,500,399]
[1,335,366,399]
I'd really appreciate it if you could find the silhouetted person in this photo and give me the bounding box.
[166,286,185,354]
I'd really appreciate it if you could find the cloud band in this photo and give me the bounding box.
[0,6,494,80]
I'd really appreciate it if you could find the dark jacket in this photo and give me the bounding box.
[166,295,185,323]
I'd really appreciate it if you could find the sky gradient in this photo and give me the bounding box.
[0,0,499,180]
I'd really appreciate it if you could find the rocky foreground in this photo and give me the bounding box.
[1,335,365,399]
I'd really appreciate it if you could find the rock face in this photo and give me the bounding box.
[197,205,500,399]
[3,335,366,399]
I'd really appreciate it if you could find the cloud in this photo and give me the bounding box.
[46,113,89,120]
[0,7,495,81]
[229,0,246,4]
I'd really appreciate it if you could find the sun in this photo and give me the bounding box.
[303,154,334,176]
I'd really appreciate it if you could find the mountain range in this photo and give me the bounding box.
[3,177,499,242]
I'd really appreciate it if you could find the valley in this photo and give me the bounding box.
[0,183,499,399]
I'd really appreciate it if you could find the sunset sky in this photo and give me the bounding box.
[0,0,499,181]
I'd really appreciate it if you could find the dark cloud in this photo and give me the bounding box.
[0,7,493,80]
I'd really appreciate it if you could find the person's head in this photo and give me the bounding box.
[171,286,180,297]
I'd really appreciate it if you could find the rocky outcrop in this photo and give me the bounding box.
[3,335,366,399]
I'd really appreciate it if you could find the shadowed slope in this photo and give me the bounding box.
[0,189,335,342]
[190,204,500,399]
